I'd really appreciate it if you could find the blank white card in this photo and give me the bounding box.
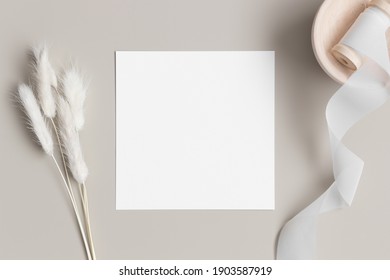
[116,51,274,210]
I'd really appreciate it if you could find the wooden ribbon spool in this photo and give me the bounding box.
[312,0,390,83]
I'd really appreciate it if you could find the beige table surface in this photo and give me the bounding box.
[0,0,389,260]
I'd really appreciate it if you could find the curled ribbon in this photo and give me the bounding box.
[277,6,390,259]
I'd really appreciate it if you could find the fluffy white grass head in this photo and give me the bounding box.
[61,67,87,131]
[57,95,88,183]
[18,84,53,155]
[32,43,57,118]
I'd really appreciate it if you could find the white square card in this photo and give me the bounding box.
[116,51,274,210]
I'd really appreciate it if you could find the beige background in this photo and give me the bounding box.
[0,0,389,259]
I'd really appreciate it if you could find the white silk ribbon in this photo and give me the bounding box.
[277,7,390,259]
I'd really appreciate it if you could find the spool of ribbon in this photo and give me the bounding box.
[277,0,390,259]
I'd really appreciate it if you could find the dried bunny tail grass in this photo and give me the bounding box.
[57,95,88,184]
[61,67,87,131]
[18,84,53,155]
[33,43,58,88]
[32,43,57,118]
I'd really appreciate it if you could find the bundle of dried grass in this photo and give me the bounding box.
[17,44,95,260]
